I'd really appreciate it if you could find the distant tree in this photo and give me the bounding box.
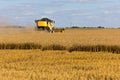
[71,26,80,28]
[97,26,104,28]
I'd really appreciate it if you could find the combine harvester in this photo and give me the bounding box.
[35,18,64,33]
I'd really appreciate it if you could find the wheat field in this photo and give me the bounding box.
[0,50,120,80]
[0,27,120,80]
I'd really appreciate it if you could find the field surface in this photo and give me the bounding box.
[0,27,120,80]
[0,50,120,80]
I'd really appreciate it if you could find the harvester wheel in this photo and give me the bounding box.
[47,28,54,33]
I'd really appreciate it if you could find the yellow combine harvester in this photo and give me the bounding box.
[35,18,64,33]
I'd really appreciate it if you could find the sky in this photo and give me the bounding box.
[0,0,120,28]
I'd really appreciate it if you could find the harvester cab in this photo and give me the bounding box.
[35,18,64,33]
[35,18,54,33]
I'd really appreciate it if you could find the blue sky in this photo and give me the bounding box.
[0,0,120,28]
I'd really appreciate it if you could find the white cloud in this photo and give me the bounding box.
[101,7,120,15]
[44,10,55,14]
[86,15,98,19]
[54,0,98,3]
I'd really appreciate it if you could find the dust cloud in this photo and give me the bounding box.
[0,19,33,34]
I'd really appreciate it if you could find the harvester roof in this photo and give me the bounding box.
[35,18,54,23]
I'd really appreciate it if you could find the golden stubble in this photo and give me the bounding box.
[0,28,120,47]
